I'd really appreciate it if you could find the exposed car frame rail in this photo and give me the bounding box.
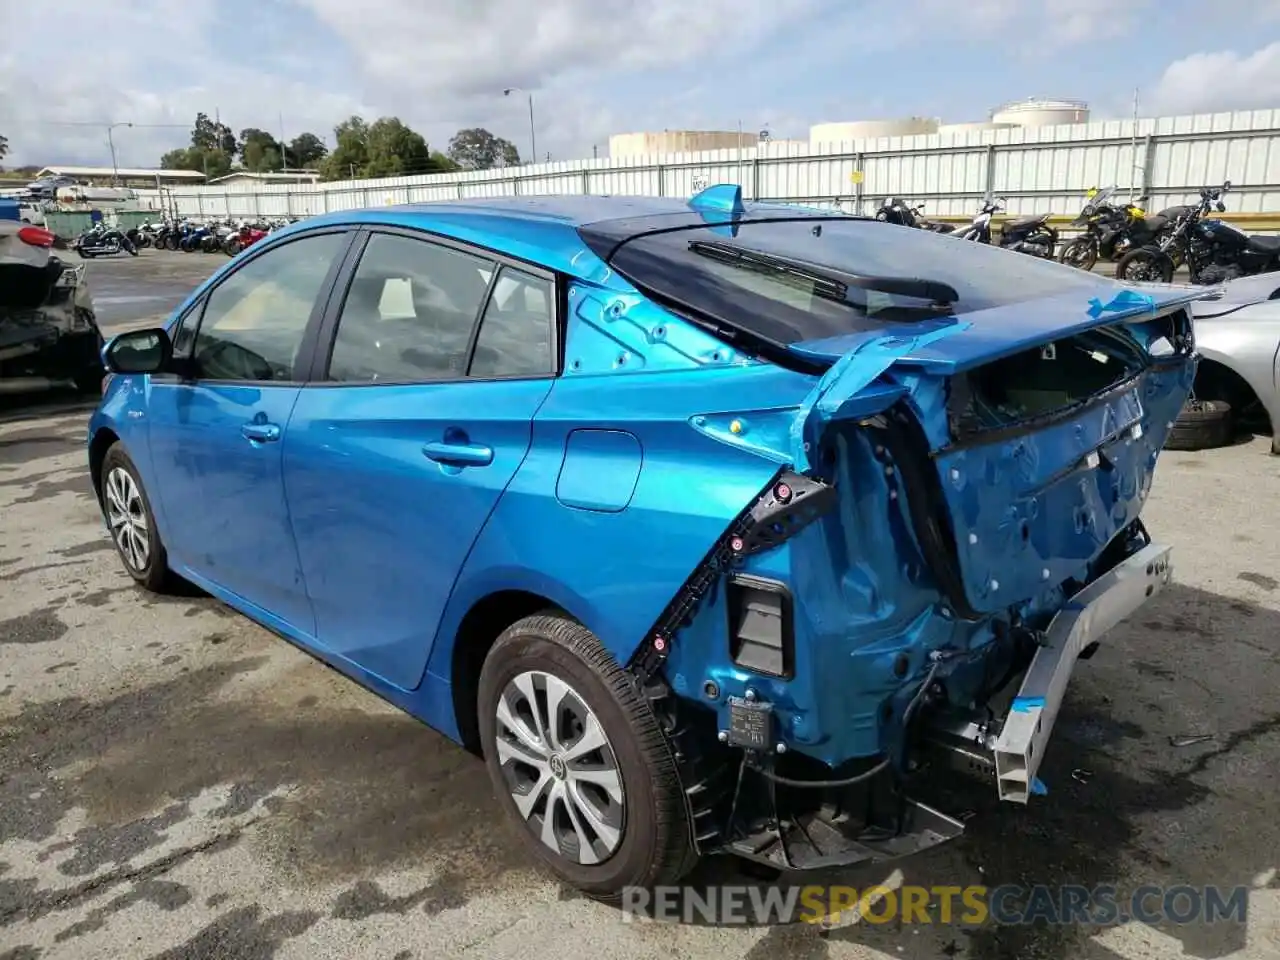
[994,539,1173,801]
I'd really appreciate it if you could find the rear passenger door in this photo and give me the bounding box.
[282,228,558,690]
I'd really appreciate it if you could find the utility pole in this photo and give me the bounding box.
[106,122,132,185]
[503,88,536,165]
[1130,88,1140,203]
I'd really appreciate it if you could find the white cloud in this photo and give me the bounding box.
[3,1,1279,172]
[1145,42,1280,115]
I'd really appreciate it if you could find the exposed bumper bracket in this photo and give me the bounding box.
[993,541,1173,802]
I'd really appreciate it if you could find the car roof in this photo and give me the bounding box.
[292,195,835,283]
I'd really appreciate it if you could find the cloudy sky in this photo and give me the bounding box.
[1,0,1279,169]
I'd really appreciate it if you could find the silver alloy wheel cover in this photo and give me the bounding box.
[104,466,150,572]
[494,669,625,865]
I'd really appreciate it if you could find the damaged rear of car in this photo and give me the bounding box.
[0,222,104,396]
[552,191,1202,883]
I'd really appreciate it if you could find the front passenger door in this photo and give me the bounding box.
[284,230,558,689]
[145,230,350,630]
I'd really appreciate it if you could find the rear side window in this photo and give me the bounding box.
[469,267,555,378]
[327,233,495,383]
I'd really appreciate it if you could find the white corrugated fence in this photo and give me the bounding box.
[137,109,1280,221]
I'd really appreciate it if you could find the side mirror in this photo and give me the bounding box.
[103,327,172,375]
[1217,201,1227,212]
[1223,180,1232,191]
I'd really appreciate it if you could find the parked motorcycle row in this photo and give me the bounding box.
[132,217,299,256]
[874,182,1280,284]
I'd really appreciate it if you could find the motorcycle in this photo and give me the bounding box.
[202,222,233,253]
[1115,181,1280,284]
[179,222,211,253]
[875,198,956,234]
[73,224,138,258]
[224,222,268,256]
[952,197,1058,257]
[1059,187,1187,272]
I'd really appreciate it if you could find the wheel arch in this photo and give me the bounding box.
[1192,352,1275,436]
[88,425,120,501]
[441,583,589,756]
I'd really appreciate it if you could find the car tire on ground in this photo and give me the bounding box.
[1166,399,1233,451]
[477,613,695,902]
[99,442,173,592]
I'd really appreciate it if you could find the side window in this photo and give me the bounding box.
[192,232,346,382]
[469,267,555,379]
[327,233,495,383]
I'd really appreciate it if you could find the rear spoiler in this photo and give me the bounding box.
[787,286,1214,376]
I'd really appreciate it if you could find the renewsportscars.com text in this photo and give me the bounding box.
[619,884,1248,926]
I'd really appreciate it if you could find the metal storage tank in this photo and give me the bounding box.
[609,130,754,157]
[936,121,1018,135]
[809,118,939,143]
[989,98,1090,127]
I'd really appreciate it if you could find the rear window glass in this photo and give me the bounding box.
[580,217,1115,346]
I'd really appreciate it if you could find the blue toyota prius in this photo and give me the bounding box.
[89,186,1204,900]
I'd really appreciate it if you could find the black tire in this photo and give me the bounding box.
[477,614,694,902]
[1115,247,1175,283]
[98,442,174,592]
[1059,237,1097,271]
[165,235,179,251]
[1166,399,1233,451]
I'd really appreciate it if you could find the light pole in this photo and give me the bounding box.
[106,122,133,185]
[503,87,536,166]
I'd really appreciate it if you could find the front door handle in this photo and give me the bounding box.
[423,440,493,467]
[241,422,281,443]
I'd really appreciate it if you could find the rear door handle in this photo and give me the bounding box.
[423,440,493,467]
[241,422,281,443]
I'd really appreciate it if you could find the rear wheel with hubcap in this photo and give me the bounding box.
[478,613,695,901]
[99,442,173,592]
[1116,247,1175,283]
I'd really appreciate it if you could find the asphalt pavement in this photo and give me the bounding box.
[0,252,1278,959]
[76,249,219,335]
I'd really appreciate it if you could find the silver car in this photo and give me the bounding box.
[1176,272,1280,454]
[0,221,104,396]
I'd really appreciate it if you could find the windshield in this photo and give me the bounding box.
[580,216,1115,347]
[1085,186,1116,209]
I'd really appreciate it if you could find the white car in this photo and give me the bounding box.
[1178,272,1280,454]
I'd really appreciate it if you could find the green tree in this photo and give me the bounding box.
[0,134,8,163]
[160,146,232,180]
[447,128,520,170]
[239,128,283,172]
[190,112,237,156]
[363,117,430,178]
[320,116,370,180]
[288,132,328,168]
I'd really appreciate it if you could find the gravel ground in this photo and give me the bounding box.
[0,252,1277,959]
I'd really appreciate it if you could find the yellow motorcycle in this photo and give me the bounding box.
[1058,187,1173,271]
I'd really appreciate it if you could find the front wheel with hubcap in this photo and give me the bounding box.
[478,614,695,902]
[1059,236,1097,271]
[99,442,172,592]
